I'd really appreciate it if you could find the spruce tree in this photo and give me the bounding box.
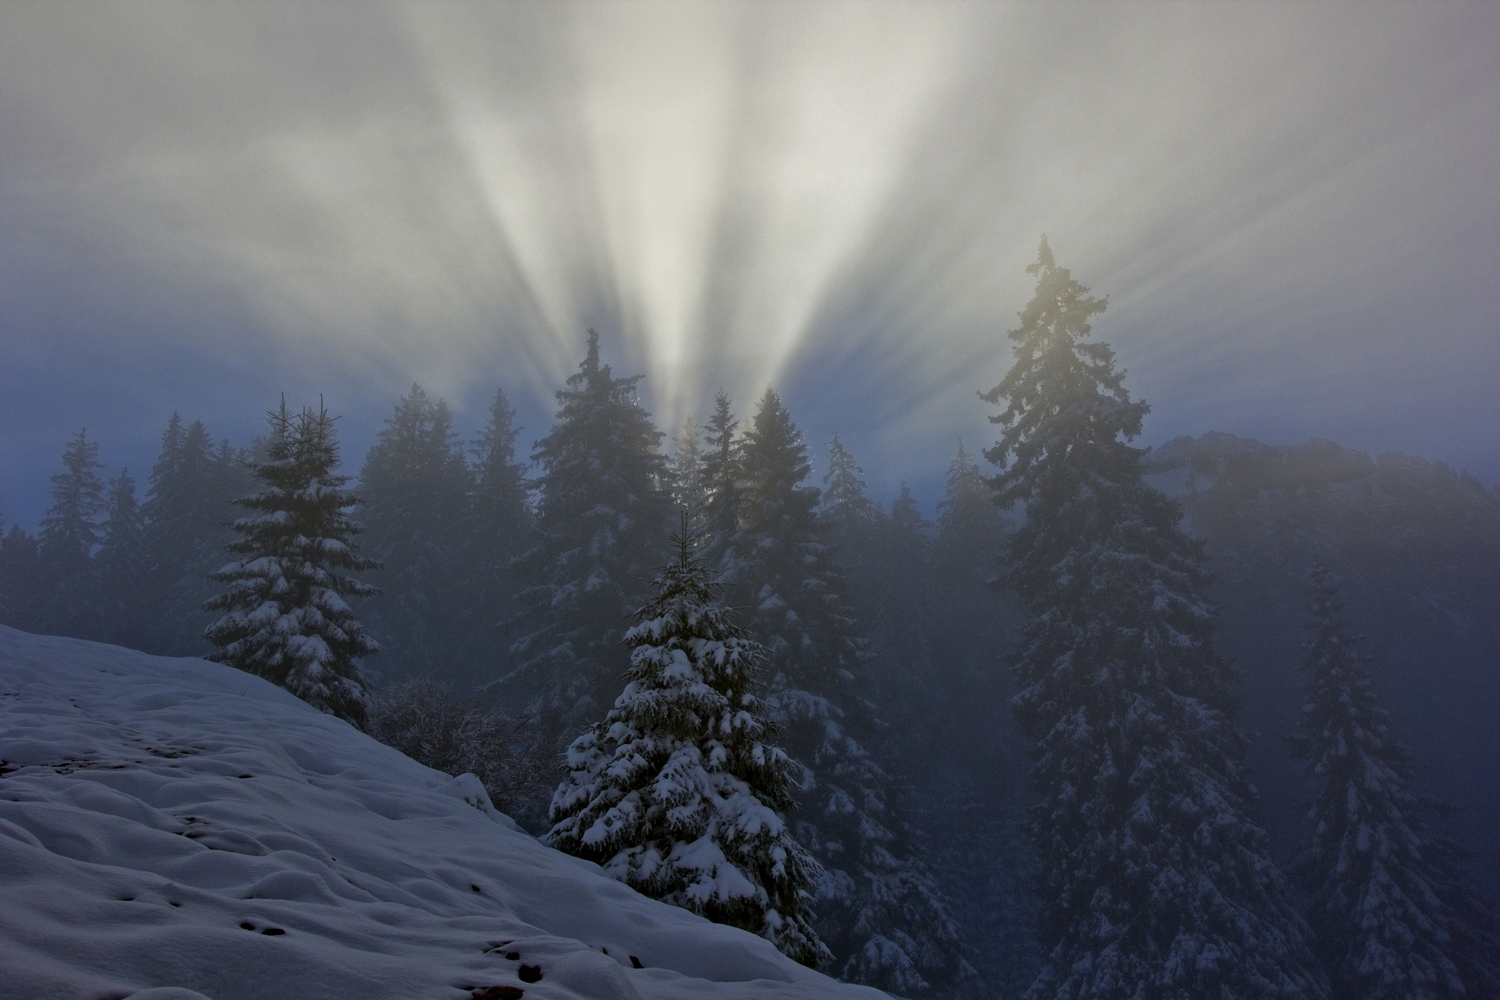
[547,528,829,968]
[696,391,744,580]
[670,414,708,531]
[96,469,149,648]
[820,432,880,540]
[1292,560,1466,999]
[142,414,226,654]
[36,429,107,637]
[733,388,970,996]
[0,522,40,630]
[204,400,379,727]
[505,330,672,729]
[359,384,473,677]
[985,237,1322,999]
[935,441,1009,579]
[465,388,532,683]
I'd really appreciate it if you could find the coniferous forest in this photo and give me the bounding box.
[2,244,1498,999]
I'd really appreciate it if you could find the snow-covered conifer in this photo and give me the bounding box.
[547,529,829,968]
[986,237,1323,999]
[204,400,379,727]
[1293,560,1466,1000]
[505,330,672,728]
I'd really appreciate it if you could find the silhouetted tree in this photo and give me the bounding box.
[986,237,1323,999]
[35,429,106,637]
[1293,560,1468,999]
[504,330,672,730]
[96,469,148,648]
[734,388,971,996]
[359,384,472,677]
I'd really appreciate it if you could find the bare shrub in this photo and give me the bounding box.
[367,678,556,830]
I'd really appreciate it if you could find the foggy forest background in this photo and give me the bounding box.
[2,253,1498,999]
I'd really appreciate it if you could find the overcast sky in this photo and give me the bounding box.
[2,0,1497,527]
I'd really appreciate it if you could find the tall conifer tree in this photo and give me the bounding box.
[547,528,829,967]
[1293,561,1469,1000]
[670,414,708,531]
[733,388,970,996]
[985,237,1322,999]
[505,331,671,729]
[465,388,532,681]
[359,384,473,677]
[820,433,879,540]
[142,414,225,654]
[205,400,379,727]
[36,429,107,637]
[0,522,40,630]
[697,391,744,579]
[96,469,148,648]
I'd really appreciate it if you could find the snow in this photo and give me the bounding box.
[0,627,888,1000]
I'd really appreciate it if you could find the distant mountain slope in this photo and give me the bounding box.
[1144,433,1500,887]
[0,627,890,1000]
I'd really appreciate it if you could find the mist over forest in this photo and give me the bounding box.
[4,244,1498,999]
[3,4,1499,998]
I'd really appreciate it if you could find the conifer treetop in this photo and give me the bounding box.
[982,235,1147,512]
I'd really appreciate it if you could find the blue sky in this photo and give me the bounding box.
[2,1,1497,527]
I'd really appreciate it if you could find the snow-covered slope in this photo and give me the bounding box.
[0,627,888,1000]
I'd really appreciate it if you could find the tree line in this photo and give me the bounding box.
[2,241,1495,999]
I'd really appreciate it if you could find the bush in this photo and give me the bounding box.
[367,678,555,830]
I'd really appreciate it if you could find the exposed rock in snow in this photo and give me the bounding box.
[0,627,890,1000]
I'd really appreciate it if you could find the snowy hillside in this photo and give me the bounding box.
[0,627,890,1000]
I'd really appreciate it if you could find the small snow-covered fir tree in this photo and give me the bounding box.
[204,399,379,727]
[1293,560,1465,1000]
[986,237,1323,1000]
[546,528,829,968]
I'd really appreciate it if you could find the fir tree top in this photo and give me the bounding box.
[982,235,1147,512]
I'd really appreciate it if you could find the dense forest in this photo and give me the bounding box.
[2,245,1497,1000]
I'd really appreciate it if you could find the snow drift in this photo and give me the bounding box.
[0,627,888,1000]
